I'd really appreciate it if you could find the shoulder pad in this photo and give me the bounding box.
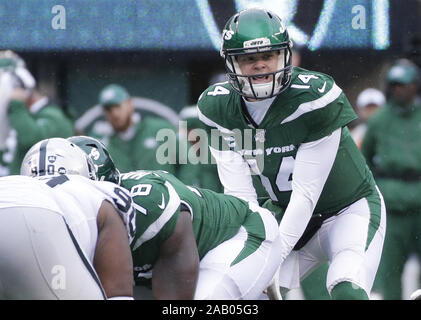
[198,82,232,107]
[197,82,239,131]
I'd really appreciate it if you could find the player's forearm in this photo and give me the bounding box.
[152,211,200,299]
[94,201,134,299]
[278,128,341,262]
[278,192,314,262]
[210,146,258,203]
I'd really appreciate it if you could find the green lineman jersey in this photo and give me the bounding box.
[197,67,376,216]
[120,170,267,285]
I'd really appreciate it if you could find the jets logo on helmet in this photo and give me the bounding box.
[222,29,234,41]
[89,147,101,161]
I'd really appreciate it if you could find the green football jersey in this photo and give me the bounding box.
[6,100,74,175]
[362,101,421,211]
[197,67,376,216]
[121,170,267,284]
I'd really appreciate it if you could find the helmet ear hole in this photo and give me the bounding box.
[233,14,239,23]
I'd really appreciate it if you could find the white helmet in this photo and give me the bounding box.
[20,137,97,180]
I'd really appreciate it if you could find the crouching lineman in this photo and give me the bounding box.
[0,137,136,300]
[69,135,282,300]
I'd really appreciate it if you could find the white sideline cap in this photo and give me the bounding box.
[356,88,386,109]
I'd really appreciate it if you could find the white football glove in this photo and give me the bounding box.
[265,265,282,300]
[410,289,421,300]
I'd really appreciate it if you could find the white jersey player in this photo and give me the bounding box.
[0,138,135,300]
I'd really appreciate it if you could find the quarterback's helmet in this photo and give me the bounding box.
[20,137,97,180]
[68,135,121,185]
[0,50,36,90]
[221,8,293,99]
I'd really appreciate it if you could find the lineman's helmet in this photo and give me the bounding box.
[20,137,97,180]
[68,135,121,185]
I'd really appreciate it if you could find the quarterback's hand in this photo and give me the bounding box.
[261,198,284,224]
[264,265,282,300]
[410,289,421,300]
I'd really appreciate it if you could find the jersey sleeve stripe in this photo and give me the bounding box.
[197,107,234,134]
[281,83,342,124]
[132,181,181,251]
[290,84,311,89]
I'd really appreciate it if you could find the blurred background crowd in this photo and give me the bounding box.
[1,0,421,300]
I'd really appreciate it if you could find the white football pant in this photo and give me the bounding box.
[278,186,386,296]
[0,208,106,300]
[194,205,282,299]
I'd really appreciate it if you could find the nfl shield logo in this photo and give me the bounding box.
[48,155,57,163]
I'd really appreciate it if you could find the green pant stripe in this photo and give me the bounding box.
[230,213,266,267]
[365,187,382,250]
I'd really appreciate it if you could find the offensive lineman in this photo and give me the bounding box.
[0,137,135,299]
[69,135,282,300]
[197,8,386,299]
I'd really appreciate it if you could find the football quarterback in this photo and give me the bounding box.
[197,8,386,299]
